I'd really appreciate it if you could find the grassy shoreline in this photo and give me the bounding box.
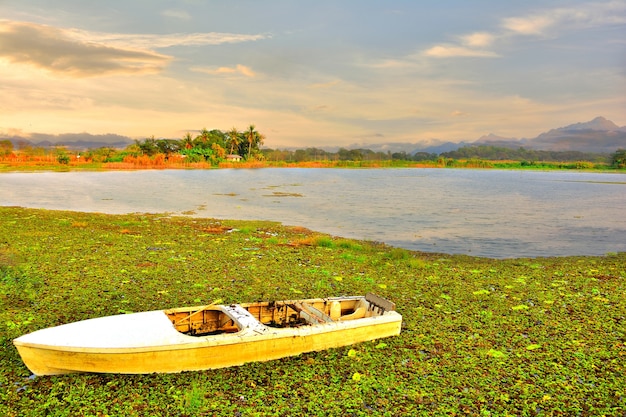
[2,207,624,416]
[2,158,625,173]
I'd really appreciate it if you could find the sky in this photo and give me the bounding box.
[1,1,625,149]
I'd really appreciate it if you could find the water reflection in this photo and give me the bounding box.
[1,168,624,258]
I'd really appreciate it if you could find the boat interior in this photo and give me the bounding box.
[165,294,395,337]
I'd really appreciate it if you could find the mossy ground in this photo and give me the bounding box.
[1,207,624,416]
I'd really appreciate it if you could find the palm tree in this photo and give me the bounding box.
[244,124,264,160]
[227,127,240,155]
[182,132,193,150]
[197,128,210,146]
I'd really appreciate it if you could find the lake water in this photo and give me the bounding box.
[1,168,625,258]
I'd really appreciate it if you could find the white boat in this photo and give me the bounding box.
[13,294,402,375]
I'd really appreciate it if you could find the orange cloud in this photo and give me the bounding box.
[0,21,171,77]
[424,45,498,58]
[192,64,257,77]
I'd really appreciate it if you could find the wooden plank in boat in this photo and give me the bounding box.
[294,302,333,323]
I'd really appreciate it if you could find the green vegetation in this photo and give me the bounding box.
[439,145,611,164]
[131,125,265,165]
[4,130,626,172]
[1,207,624,416]
[261,145,625,171]
[1,125,266,170]
[611,149,626,168]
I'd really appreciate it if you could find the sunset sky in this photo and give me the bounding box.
[1,1,625,148]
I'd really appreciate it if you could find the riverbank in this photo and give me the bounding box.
[1,157,623,172]
[2,207,624,416]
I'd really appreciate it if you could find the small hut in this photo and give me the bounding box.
[226,154,243,162]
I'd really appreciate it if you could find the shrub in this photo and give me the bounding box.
[56,152,70,165]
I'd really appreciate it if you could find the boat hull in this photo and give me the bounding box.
[15,316,400,375]
[14,295,402,375]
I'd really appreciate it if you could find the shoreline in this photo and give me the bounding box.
[1,160,624,174]
[2,204,624,260]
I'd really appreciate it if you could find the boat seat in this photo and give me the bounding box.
[329,301,342,321]
[337,299,367,321]
[225,305,267,333]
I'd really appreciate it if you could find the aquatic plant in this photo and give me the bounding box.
[1,207,624,416]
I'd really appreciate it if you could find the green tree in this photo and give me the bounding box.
[181,132,194,150]
[207,129,227,148]
[85,147,118,162]
[227,127,241,155]
[611,149,626,168]
[136,136,159,156]
[0,139,13,156]
[211,143,226,160]
[194,128,211,148]
[56,149,70,164]
[243,124,265,160]
[391,151,409,160]
[155,139,181,156]
[413,152,437,161]
[193,128,226,150]
[180,147,214,163]
[294,149,307,162]
[338,148,362,161]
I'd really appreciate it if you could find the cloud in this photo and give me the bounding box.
[309,104,330,112]
[68,30,269,49]
[0,21,171,77]
[308,80,341,89]
[161,9,192,20]
[424,45,498,58]
[0,20,269,77]
[461,32,495,48]
[192,64,257,77]
[421,1,626,59]
[501,15,555,35]
[422,29,497,59]
[366,58,414,69]
[501,1,626,36]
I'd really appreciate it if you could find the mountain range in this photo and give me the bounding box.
[412,117,626,155]
[3,117,625,154]
[4,133,134,151]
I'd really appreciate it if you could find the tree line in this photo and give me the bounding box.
[439,145,612,163]
[133,125,265,164]
[2,134,625,169]
[261,145,624,167]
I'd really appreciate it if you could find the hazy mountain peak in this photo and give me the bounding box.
[558,116,620,132]
[475,133,516,142]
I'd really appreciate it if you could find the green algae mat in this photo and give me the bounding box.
[1,207,624,416]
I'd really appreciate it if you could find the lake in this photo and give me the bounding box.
[1,168,624,258]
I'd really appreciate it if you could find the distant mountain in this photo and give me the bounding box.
[4,133,134,151]
[356,117,626,155]
[471,134,524,150]
[4,117,624,155]
[321,141,467,155]
[469,117,626,154]
[411,141,472,154]
[475,133,516,143]
[557,116,621,132]
[527,117,626,153]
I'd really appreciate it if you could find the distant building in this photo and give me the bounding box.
[226,154,243,162]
